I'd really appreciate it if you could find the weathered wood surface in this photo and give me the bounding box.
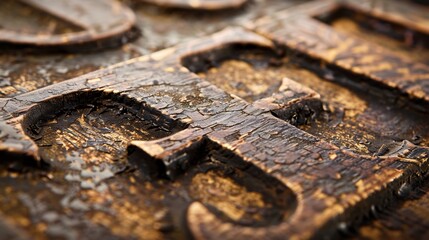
[252,0,429,104]
[1,24,429,239]
[0,0,304,98]
[354,177,429,240]
[0,0,429,239]
[0,0,137,50]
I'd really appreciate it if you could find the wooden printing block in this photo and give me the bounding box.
[0,0,138,51]
[0,0,304,98]
[0,23,427,239]
[0,0,429,239]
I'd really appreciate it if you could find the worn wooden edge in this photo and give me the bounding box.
[0,25,428,239]
[0,0,137,48]
[253,77,323,124]
[341,0,429,35]
[252,0,429,105]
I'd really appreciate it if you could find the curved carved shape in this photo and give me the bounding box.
[22,90,186,164]
[1,24,428,239]
[128,137,298,227]
[0,0,137,50]
[0,98,41,167]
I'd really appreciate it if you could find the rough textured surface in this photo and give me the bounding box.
[0,0,429,239]
[0,0,137,49]
[0,0,305,97]
[253,0,429,104]
[354,176,429,240]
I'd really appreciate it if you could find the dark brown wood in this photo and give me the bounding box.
[252,0,429,104]
[0,0,304,98]
[0,0,137,50]
[412,0,429,5]
[1,25,429,239]
[0,0,429,239]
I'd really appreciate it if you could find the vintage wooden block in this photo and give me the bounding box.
[0,0,138,51]
[0,0,428,239]
[0,0,304,98]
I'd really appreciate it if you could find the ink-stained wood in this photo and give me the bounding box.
[0,0,429,239]
[252,0,429,104]
[0,0,305,98]
[1,25,429,239]
[354,177,429,240]
[0,0,137,50]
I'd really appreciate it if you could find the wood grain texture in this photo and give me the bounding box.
[1,26,428,239]
[1,0,429,239]
[253,0,429,104]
